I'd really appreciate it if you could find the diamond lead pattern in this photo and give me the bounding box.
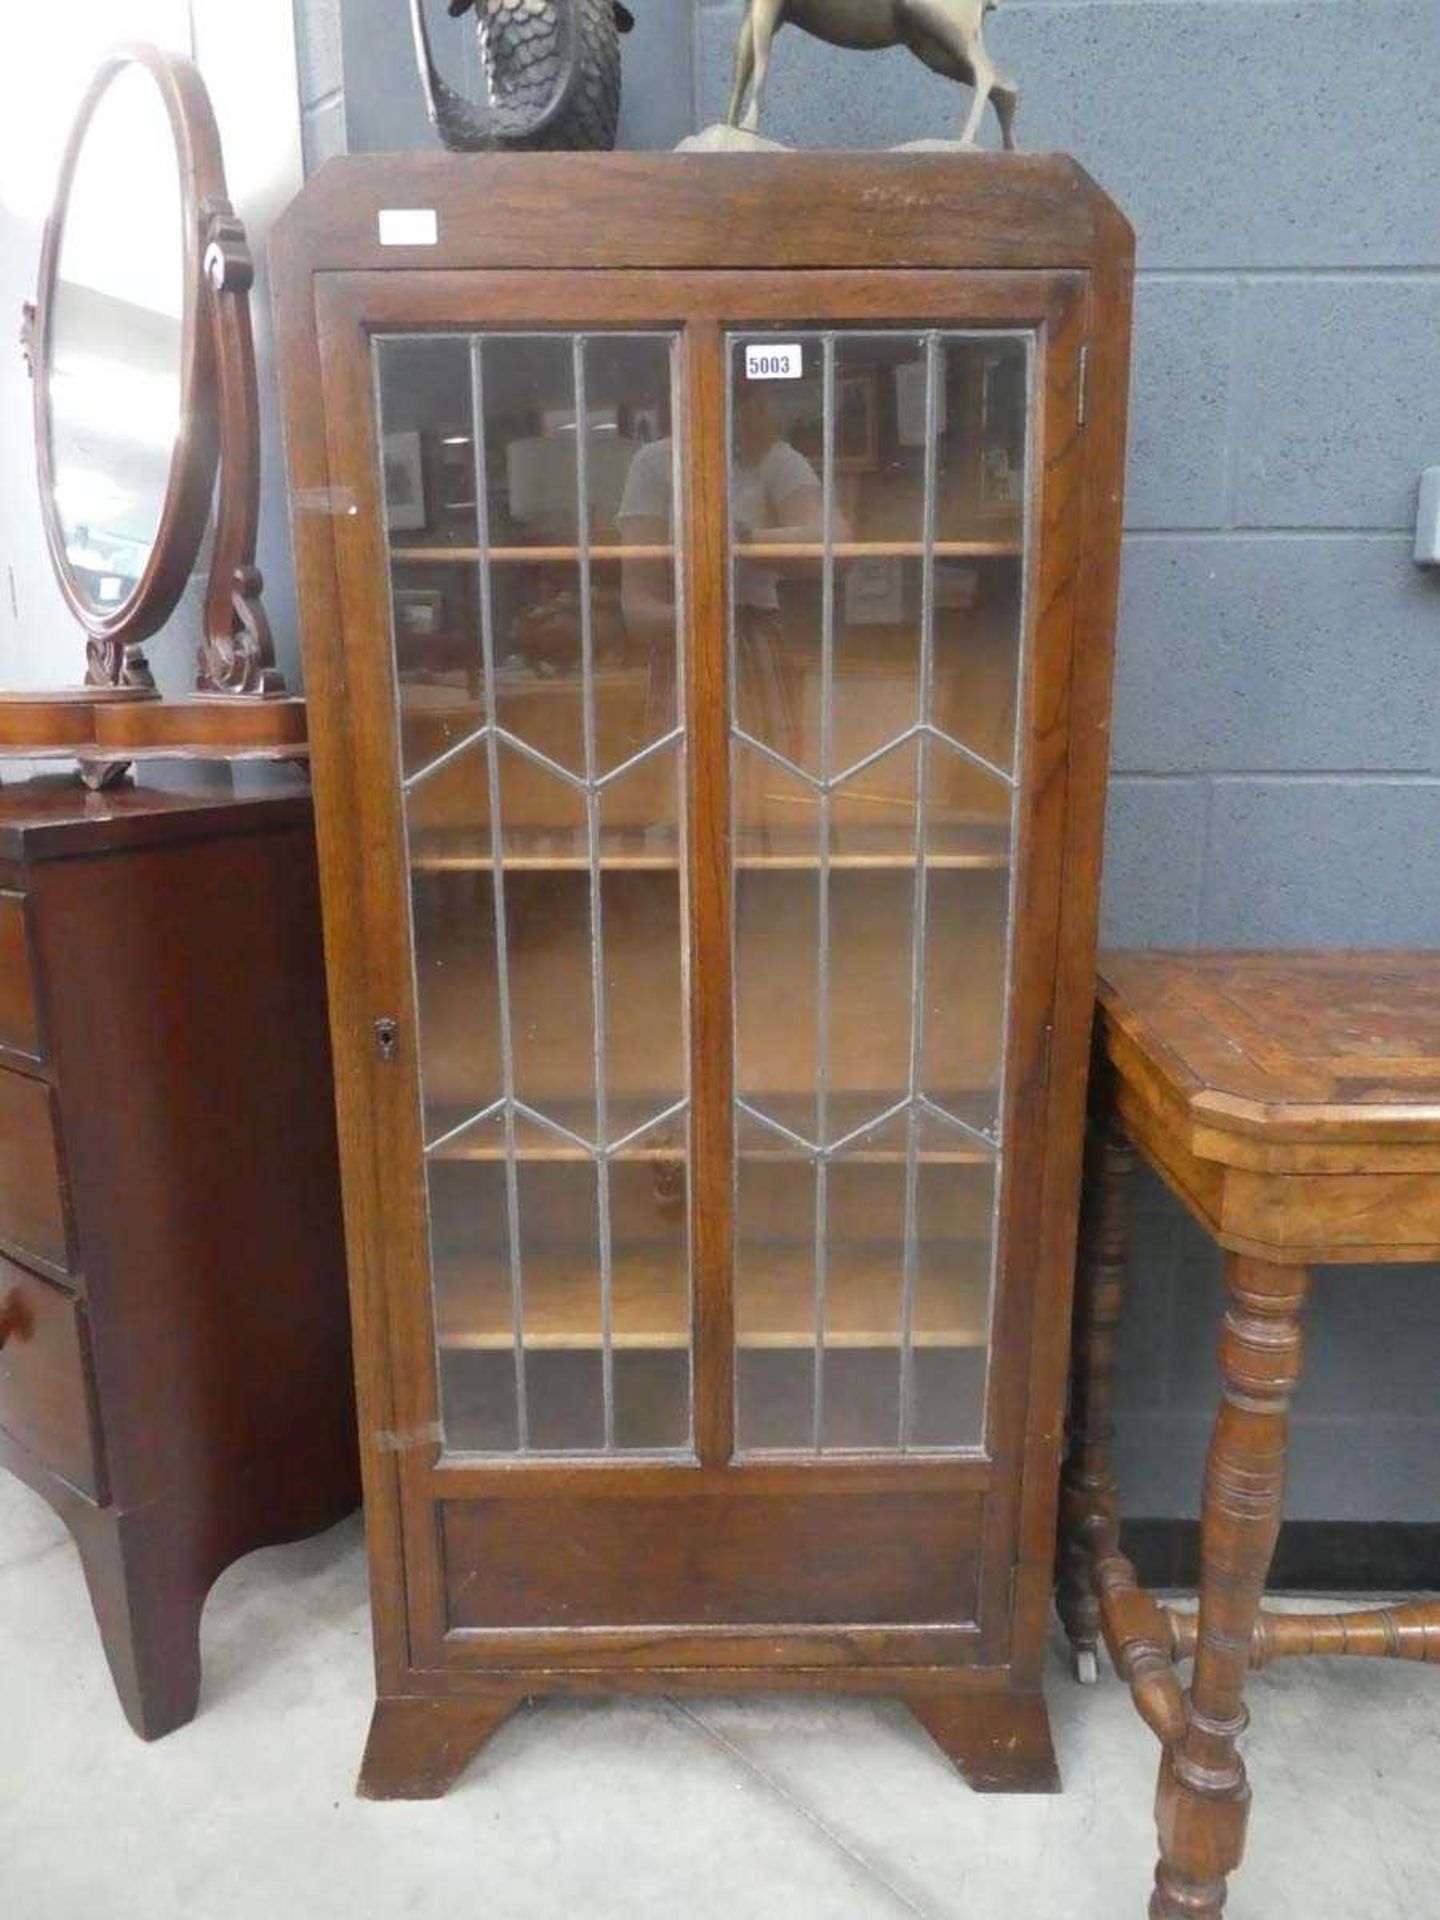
[730,327,1030,1453]
[382,328,692,1457]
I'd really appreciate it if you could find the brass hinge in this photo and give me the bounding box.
[1077,344,1090,428]
[1039,1021,1054,1092]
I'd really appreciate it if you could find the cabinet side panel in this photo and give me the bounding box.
[1010,216,1135,1685]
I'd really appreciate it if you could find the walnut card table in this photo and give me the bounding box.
[1059,950,1440,1919]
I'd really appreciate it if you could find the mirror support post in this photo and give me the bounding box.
[198,203,285,698]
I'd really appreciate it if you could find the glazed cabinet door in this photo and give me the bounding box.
[314,268,1086,1671]
[728,326,1031,1458]
[375,325,696,1458]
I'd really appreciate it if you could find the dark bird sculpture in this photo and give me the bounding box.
[410,0,635,152]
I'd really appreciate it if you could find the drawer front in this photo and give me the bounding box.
[0,893,40,1061]
[0,1256,99,1496]
[0,1070,69,1274]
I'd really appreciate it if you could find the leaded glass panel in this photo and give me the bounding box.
[376,329,693,1458]
[728,328,1031,1455]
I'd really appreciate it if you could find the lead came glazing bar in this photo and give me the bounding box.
[812,333,837,1453]
[667,336,697,1454]
[469,338,529,1451]
[974,329,1039,1441]
[726,345,744,1454]
[898,331,942,1452]
[574,334,617,1454]
[400,722,488,797]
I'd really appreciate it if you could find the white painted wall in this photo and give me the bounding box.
[0,0,304,694]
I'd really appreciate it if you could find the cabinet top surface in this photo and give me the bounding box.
[273,150,1131,279]
[1098,950,1440,1144]
[0,773,313,862]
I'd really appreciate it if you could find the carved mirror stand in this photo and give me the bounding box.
[8,42,304,782]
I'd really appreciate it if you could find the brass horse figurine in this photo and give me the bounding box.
[726,0,1018,150]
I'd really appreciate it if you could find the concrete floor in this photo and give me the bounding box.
[1,1472,1434,1920]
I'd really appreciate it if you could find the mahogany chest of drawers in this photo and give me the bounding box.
[0,774,358,1737]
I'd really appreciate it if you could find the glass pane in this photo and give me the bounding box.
[380,329,691,1459]
[821,1113,907,1452]
[519,1148,604,1452]
[831,334,925,774]
[375,336,483,778]
[406,744,499,1141]
[910,1113,996,1450]
[729,334,826,773]
[602,744,685,1128]
[936,337,1027,544]
[484,334,579,545]
[430,1116,519,1454]
[735,1108,815,1451]
[934,337,1026,777]
[612,1109,691,1451]
[729,327,1029,1456]
[734,738,818,1145]
[497,739,596,1138]
[828,739,917,1124]
[593,333,681,768]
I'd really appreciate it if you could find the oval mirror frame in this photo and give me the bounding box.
[28,44,224,686]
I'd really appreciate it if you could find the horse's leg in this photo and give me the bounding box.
[958,74,989,144]
[901,2,990,143]
[954,33,993,147]
[992,76,1019,150]
[725,7,757,128]
[743,0,786,133]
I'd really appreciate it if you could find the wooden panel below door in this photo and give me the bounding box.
[441,1488,983,1632]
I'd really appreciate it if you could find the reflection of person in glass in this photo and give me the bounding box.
[617,388,840,751]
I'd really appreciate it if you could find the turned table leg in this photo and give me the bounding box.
[1151,1255,1310,1920]
[1059,1125,1136,1683]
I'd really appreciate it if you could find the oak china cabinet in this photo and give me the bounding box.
[274,152,1132,1798]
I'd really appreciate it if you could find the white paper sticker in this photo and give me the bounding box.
[745,342,803,381]
[378,208,439,247]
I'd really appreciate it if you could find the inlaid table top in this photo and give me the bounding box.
[1095,951,1440,1262]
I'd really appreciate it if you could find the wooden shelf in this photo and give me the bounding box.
[410,821,1008,875]
[436,1242,991,1352]
[411,829,678,874]
[740,1089,998,1152]
[735,821,1009,871]
[428,1099,685,1161]
[388,540,1017,566]
[391,544,673,566]
[427,1094,995,1163]
[735,540,1020,561]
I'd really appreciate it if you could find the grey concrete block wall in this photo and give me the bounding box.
[1111,535,1439,774]
[291,0,1440,1525]
[294,0,344,170]
[1233,279,1440,531]
[1124,279,1233,532]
